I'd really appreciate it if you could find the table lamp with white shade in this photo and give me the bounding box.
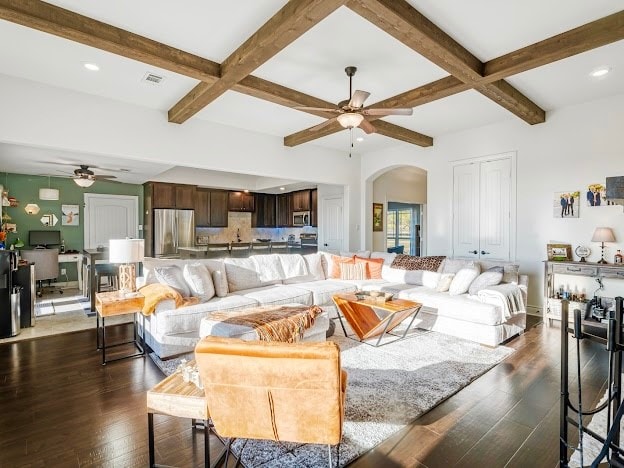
[591,227,616,264]
[109,239,144,293]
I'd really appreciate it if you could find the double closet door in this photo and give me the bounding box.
[452,155,514,262]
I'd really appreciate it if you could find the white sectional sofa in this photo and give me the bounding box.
[139,252,528,358]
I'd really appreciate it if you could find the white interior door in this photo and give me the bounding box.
[84,194,139,249]
[453,162,480,260]
[479,158,511,261]
[320,196,344,253]
[452,156,513,261]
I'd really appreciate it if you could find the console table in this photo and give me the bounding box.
[544,260,624,326]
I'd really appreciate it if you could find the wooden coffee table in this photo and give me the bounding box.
[332,293,422,346]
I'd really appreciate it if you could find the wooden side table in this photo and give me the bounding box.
[147,364,225,468]
[95,291,145,365]
[332,293,422,347]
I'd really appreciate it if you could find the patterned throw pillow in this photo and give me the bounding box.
[390,255,446,272]
[355,256,384,279]
[329,255,355,279]
[339,262,366,280]
[448,267,480,296]
[468,266,504,295]
[154,265,191,297]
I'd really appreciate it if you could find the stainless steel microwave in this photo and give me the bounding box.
[292,211,310,227]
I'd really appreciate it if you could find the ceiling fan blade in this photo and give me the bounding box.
[294,106,342,113]
[358,119,377,135]
[363,108,413,116]
[348,90,370,109]
[308,117,340,132]
[94,174,117,179]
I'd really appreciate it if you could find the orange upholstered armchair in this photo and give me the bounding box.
[194,336,347,467]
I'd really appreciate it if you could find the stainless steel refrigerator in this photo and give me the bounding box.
[153,209,195,257]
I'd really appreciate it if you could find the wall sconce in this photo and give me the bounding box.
[24,203,40,215]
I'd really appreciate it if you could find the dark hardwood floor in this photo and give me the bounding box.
[0,316,610,467]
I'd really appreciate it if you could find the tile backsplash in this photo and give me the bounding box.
[196,212,316,244]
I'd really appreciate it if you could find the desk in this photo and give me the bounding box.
[83,249,108,312]
[58,253,83,291]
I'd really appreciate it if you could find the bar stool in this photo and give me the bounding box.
[95,264,119,292]
[250,241,271,255]
[270,241,288,253]
[230,242,251,258]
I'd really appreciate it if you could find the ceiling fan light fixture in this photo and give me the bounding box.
[74,177,95,188]
[337,113,364,129]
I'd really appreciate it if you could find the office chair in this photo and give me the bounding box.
[20,249,62,297]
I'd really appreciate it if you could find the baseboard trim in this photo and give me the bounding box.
[51,280,79,289]
[526,305,541,317]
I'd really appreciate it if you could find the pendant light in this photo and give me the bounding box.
[39,175,59,200]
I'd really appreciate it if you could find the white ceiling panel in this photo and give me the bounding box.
[253,6,448,105]
[0,20,198,110]
[408,0,624,61]
[506,41,624,111]
[42,0,289,62]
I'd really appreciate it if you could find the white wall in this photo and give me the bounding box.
[372,168,427,251]
[362,93,624,312]
[0,74,361,249]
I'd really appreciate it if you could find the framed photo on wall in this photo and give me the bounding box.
[62,204,80,226]
[373,203,383,232]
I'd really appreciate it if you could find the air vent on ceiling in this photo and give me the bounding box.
[142,72,165,85]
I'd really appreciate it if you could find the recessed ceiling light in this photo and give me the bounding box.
[83,63,100,71]
[279,187,285,191]
[243,189,249,193]
[356,137,364,142]
[590,66,611,78]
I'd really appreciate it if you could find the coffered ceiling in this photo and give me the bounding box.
[0,0,623,160]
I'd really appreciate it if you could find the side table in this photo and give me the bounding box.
[95,290,145,365]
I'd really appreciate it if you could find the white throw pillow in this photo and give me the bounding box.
[468,266,504,295]
[436,273,455,292]
[442,259,477,275]
[370,252,397,265]
[340,250,371,258]
[448,267,480,296]
[422,271,441,289]
[340,262,366,280]
[211,270,228,297]
[154,266,190,297]
[183,263,215,303]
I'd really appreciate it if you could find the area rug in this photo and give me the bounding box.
[151,320,514,467]
[35,295,91,316]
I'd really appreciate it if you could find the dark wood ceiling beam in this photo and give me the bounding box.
[168,0,346,124]
[0,0,221,83]
[373,121,433,147]
[284,120,345,147]
[348,0,545,125]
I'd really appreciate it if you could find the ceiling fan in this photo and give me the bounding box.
[57,164,119,187]
[295,66,413,134]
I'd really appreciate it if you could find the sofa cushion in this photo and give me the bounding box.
[224,257,264,292]
[355,256,383,279]
[335,279,389,290]
[233,285,313,307]
[381,265,440,287]
[477,261,520,284]
[340,250,371,258]
[153,266,190,297]
[287,280,357,305]
[143,257,229,297]
[391,255,446,272]
[183,263,215,302]
[449,267,480,295]
[441,259,477,274]
[150,294,259,336]
[436,273,455,292]
[398,287,503,326]
[370,251,397,265]
[468,266,504,295]
[284,253,325,284]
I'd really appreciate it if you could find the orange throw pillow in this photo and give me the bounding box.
[355,256,384,279]
[329,255,355,279]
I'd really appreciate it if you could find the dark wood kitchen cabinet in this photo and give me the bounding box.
[228,192,255,212]
[276,193,291,227]
[210,191,229,227]
[175,185,195,209]
[194,188,211,226]
[291,190,311,212]
[148,182,195,209]
[311,188,318,227]
[252,193,276,227]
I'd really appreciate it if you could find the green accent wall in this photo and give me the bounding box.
[1,172,143,281]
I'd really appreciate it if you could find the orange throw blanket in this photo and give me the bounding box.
[208,305,323,343]
[138,283,199,315]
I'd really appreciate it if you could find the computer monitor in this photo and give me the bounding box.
[29,230,61,248]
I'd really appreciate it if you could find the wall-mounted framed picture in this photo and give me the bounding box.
[547,243,572,261]
[554,191,580,218]
[372,203,383,232]
[62,204,80,226]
